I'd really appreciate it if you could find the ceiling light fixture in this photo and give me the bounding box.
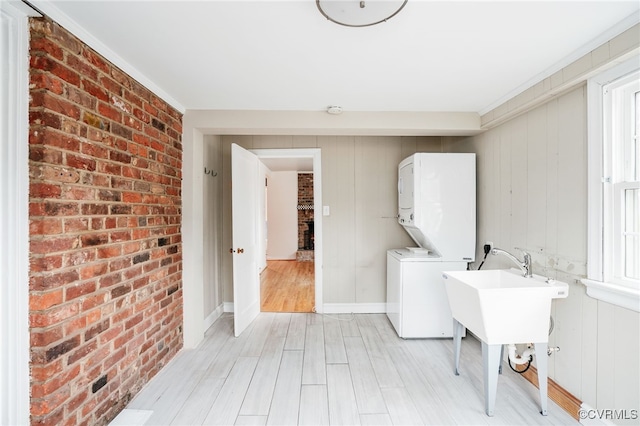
[316,0,408,27]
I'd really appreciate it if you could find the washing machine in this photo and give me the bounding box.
[386,249,467,338]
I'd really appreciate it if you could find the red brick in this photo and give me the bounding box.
[29,146,64,164]
[66,86,97,110]
[80,141,109,159]
[99,273,122,288]
[30,289,64,310]
[30,218,63,235]
[98,75,122,96]
[97,102,121,122]
[28,17,184,426]
[30,325,64,347]
[97,245,121,259]
[81,48,109,74]
[99,323,123,345]
[63,314,87,336]
[63,218,89,232]
[65,281,96,301]
[66,54,98,81]
[123,242,141,255]
[122,192,142,203]
[79,262,108,280]
[30,302,79,327]
[31,359,63,382]
[142,102,158,118]
[31,364,81,398]
[60,186,96,201]
[30,110,62,129]
[65,153,97,171]
[110,68,132,89]
[30,237,78,255]
[36,127,81,152]
[120,166,140,180]
[42,93,79,120]
[109,258,132,273]
[65,391,88,421]
[132,133,151,146]
[30,255,64,273]
[31,37,64,60]
[31,385,70,416]
[68,339,98,365]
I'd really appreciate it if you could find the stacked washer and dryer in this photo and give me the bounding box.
[386,153,476,338]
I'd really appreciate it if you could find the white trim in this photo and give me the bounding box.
[584,56,640,310]
[0,1,38,424]
[203,304,224,331]
[480,11,640,116]
[28,0,185,113]
[224,302,234,313]
[581,279,640,313]
[251,148,324,314]
[181,127,205,348]
[322,303,387,314]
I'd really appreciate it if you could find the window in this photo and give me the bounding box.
[583,57,640,312]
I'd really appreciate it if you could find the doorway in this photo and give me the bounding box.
[261,171,314,312]
[253,149,322,314]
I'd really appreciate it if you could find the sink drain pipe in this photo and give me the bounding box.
[507,316,559,374]
[507,344,534,373]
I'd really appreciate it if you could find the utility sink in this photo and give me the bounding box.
[442,269,568,344]
[441,269,569,417]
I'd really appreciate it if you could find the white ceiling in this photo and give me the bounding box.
[31,1,639,115]
[260,156,313,171]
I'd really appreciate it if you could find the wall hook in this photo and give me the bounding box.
[204,167,218,177]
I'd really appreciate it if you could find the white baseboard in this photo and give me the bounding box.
[322,303,387,314]
[203,304,224,331]
[220,302,387,315]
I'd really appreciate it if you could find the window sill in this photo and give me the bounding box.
[581,279,640,312]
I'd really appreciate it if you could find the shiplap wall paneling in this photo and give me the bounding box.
[203,136,223,318]
[318,136,357,303]
[354,137,390,304]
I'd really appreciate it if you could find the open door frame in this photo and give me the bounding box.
[252,148,323,314]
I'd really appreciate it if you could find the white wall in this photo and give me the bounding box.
[266,171,298,260]
[444,86,639,423]
[218,136,443,308]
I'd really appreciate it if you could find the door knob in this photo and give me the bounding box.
[237,248,244,254]
[230,248,244,254]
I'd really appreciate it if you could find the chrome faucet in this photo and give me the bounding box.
[491,247,532,278]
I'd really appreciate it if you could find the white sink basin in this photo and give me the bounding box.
[442,269,568,344]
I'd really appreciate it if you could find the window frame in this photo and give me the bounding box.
[583,56,640,312]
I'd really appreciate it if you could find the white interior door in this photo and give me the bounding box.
[231,144,261,336]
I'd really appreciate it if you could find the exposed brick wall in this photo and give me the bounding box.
[28,17,183,425]
[297,173,313,250]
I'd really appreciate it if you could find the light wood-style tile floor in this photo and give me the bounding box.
[116,313,579,425]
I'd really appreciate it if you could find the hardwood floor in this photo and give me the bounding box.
[260,260,314,313]
[114,313,579,426]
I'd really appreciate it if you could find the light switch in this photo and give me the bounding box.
[323,206,330,216]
